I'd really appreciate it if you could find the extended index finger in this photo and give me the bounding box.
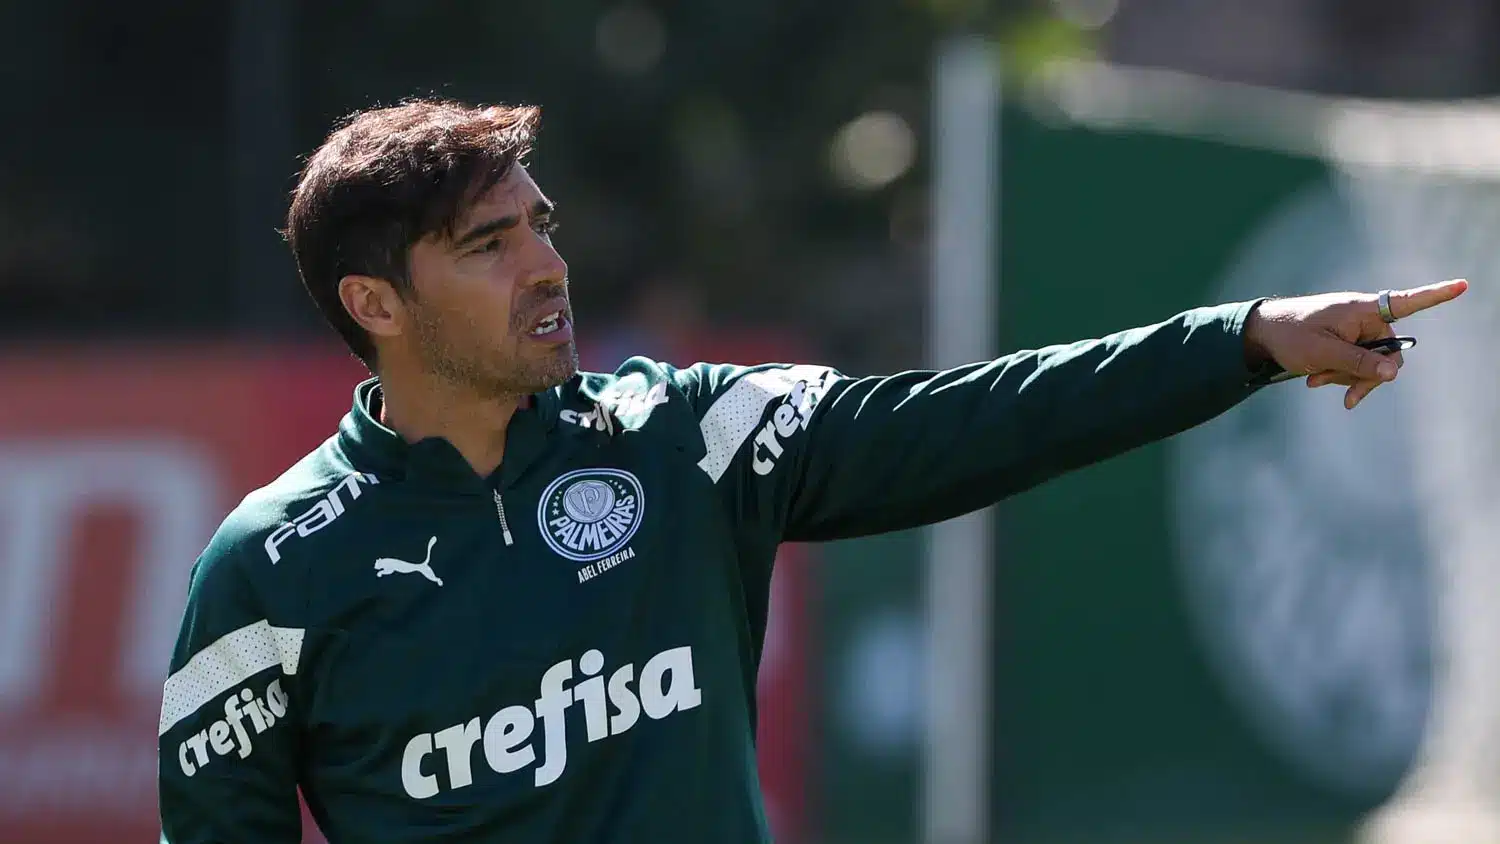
[1388,278,1469,319]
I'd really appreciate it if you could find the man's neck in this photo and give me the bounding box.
[376,370,525,479]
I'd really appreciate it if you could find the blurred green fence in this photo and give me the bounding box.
[817,74,1445,844]
[993,88,1438,843]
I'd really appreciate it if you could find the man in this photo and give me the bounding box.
[156,98,1466,843]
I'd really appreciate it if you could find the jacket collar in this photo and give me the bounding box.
[336,377,566,488]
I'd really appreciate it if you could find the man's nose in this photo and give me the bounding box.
[522,231,568,288]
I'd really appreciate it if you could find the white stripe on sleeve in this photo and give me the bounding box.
[158,620,305,736]
[696,365,832,483]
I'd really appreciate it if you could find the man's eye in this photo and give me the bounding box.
[537,220,560,238]
[474,238,504,254]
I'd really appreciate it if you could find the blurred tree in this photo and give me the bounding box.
[299,0,954,368]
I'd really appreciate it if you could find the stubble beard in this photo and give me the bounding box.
[413,306,579,399]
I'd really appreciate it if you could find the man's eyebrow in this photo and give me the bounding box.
[452,199,556,249]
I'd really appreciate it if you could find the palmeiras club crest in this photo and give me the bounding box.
[537,468,645,563]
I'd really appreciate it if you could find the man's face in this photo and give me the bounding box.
[402,165,576,396]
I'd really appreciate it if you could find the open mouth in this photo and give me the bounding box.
[529,309,566,337]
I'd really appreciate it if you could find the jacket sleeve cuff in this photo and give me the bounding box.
[1208,297,1284,388]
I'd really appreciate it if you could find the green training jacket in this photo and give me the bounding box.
[158,300,1269,843]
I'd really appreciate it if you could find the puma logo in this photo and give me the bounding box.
[374,536,443,586]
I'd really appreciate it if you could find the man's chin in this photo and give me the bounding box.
[526,342,580,392]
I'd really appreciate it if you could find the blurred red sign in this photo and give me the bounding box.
[0,346,366,844]
[0,337,812,843]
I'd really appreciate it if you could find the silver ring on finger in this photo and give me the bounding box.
[1377,289,1398,324]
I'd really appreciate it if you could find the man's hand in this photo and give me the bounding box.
[1243,279,1469,409]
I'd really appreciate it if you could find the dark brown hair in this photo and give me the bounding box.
[285,98,541,365]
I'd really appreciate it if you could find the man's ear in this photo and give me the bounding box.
[339,274,407,340]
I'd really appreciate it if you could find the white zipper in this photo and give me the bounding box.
[492,490,515,546]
